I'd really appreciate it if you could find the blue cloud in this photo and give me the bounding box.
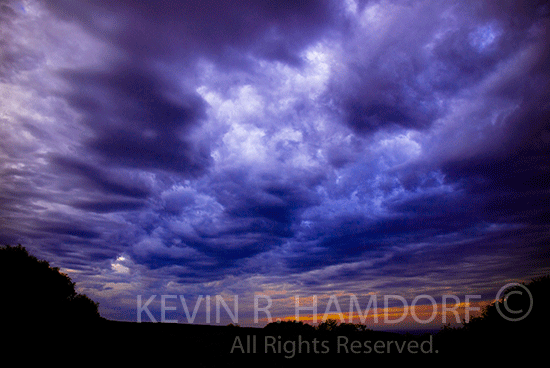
[1,0,548,325]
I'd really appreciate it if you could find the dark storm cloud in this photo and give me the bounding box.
[41,223,101,239]
[50,156,152,198]
[281,16,550,276]
[45,0,338,65]
[57,63,211,175]
[71,199,146,213]
[221,180,319,234]
[441,150,550,225]
[1,0,549,324]
[138,175,324,277]
[331,0,550,136]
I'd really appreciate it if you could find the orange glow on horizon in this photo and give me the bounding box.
[257,299,490,329]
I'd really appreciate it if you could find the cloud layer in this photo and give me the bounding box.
[1,0,549,325]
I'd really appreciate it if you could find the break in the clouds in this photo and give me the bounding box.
[1,0,549,325]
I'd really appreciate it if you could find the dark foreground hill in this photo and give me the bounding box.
[9,312,544,365]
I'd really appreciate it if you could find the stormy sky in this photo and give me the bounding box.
[1,0,549,327]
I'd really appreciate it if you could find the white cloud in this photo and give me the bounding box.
[111,262,130,274]
[220,122,268,164]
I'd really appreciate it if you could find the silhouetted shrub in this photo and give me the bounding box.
[0,244,101,332]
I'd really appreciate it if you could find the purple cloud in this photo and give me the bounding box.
[1,0,548,326]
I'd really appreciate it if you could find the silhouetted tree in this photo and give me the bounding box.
[436,275,549,356]
[264,320,315,334]
[0,244,101,333]
[316,318,339,332]
[315,319,372,334]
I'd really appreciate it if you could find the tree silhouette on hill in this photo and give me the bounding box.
[470,275,548,329]
[436,275,549,356]
[0,244,101,333]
